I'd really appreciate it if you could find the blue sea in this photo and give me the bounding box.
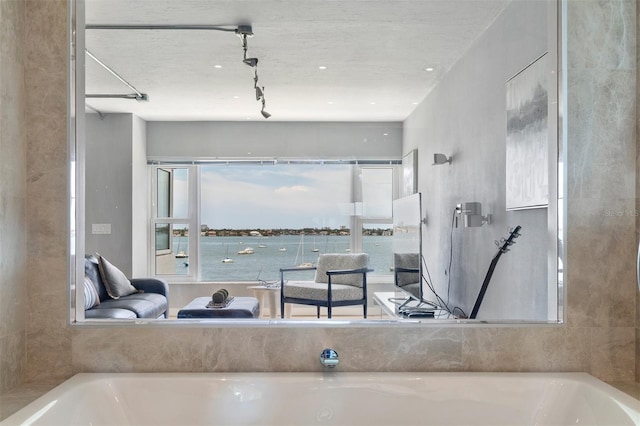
[172,235,393,281]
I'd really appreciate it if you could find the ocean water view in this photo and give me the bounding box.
[172,235,393,282]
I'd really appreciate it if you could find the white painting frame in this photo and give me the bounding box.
[402,149,418,197]
[505,53,549,210]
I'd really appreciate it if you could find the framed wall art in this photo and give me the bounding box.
[505,53,549,210]
[402,149,418,197]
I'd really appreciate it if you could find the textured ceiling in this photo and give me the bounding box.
[84,0,510,121]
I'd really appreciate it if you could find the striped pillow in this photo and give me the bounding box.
[83,275,100,309]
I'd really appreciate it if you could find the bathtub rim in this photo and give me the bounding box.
[2,371,638,426]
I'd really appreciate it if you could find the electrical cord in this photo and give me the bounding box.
[446,208,456,307]
[419,208,467,318]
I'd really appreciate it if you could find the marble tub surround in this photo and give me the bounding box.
[0,1,637,419]
[67,326,633,382]
[0,383,55,421]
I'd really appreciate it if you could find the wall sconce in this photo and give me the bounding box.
[433,153,452,165]
[456,202,491,227]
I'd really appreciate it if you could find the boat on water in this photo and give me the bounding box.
[294,234,314,268]
[221,246,234,263]
[174,238,188,258]
[237,247,255,255]
[258,244,268,248]
[278,247,287,252]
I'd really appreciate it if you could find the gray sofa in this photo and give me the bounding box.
[84,254,169,319]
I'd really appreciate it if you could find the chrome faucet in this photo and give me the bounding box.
[320,348,339,368]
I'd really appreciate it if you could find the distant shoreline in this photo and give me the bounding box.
[172,227,393,237]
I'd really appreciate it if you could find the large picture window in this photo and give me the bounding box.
[150,162,397,282]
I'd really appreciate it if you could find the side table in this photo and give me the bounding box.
[247,285,291,318]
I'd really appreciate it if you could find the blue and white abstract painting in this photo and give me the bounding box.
[506,53,549,210]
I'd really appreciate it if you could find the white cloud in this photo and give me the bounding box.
[274,185,310,194]
[199,164,352,229]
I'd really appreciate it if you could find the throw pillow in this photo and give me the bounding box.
[83,275,100,309]
[97,254,137,299]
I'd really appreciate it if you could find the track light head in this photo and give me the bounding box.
[260,95,270,119]
[243,57,258,67]
[239,28,269,118]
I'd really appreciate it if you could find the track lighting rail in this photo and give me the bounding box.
[86,24,241,32]
[85,23,269,117]
[85,49,148,101]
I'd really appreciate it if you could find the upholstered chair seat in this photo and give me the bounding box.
[280,253,371,319]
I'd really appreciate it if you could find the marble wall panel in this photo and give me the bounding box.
[200,327,463,372]
[23,0,73,384]
[0,333,25,393]
[590,327,636,381]
[565,7,637,331]
[636,0,640,385]
[0,195,27,340]
[72,328,206,373]
[462,327,591,373]
[0,0,26,393]
[7,0,637,391]
[567,0,636,71]
[23,0,67,180]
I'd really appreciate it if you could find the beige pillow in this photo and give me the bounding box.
[97,254,137,299]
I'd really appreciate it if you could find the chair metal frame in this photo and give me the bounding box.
[279,266,372,319]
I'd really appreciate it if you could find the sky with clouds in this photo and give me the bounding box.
[173,164,354,229]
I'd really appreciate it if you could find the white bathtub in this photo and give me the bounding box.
[1,372,638,425]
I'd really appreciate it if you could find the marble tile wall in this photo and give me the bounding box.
[637,0,640,383]
[0,0,26,393]
[23,0,72,385]
[3,0,637,389]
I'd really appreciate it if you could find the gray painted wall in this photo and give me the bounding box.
[131,115,148,277]
[147,121,403,160]
[85,113,142,276]
[404,0,550,320]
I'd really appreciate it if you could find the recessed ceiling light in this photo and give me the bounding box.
[412,102,419,105]
[369,102,376,105]
[425,67,434,72]
[383,133,389,136]
[233,95,240,99]
[214,64,223,69]
[327,101,334,105]
[318,66,327,70]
